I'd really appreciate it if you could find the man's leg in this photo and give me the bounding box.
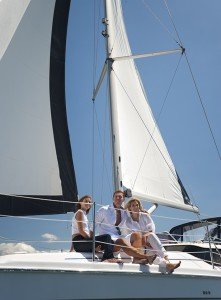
[95,234,115,260]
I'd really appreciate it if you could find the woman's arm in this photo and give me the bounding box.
[143,213,156,233]
[75,210,90,238]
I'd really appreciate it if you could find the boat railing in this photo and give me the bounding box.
[1,200,221,268]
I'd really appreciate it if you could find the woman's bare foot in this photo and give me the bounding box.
[147,254,157,265]
[133,255,156,265]
[132,258,149,265]
[166,261,181,274]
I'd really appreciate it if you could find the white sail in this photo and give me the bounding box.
[0,0,30,60]
[0,0,77,215]
[105,0,197,212]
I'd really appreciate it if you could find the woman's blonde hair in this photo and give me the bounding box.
[75,195,92,214]
[125,198,148,214]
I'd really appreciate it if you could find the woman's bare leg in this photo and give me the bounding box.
[130,232,143,249]
[114,238,155,262]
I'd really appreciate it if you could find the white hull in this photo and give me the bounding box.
[0,252,221,300]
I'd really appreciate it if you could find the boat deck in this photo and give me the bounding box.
[0,250,220,276]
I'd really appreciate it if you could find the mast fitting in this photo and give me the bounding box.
[102,17,108,25]
[181,45,185,54]
[102,30,109,37]
[124,189,132,198]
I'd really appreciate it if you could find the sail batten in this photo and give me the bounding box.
[0,0,77,216]
[105,0,197,212]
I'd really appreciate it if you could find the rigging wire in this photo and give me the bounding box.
[163,0,221,161]
[142,0,180,46]
[162,1,220,258]
[92,1,102,199]
[1,206,221,230]
[102,1,196,207]
[184,52,221,161]
[94,104,113,198]
[140,0,219,224]
[112,67,190,199]
[93,0,102,90]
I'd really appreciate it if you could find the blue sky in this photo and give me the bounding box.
[68,0,221,225]
[0,0,221,254]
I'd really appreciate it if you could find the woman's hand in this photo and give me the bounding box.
[95,245,103,252]
[142,233,152,247]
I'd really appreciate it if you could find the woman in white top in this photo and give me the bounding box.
[72,194,157,264]
[72,195,116,262]
[125,198,181,273]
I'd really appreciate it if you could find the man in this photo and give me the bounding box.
[96,190,156,263]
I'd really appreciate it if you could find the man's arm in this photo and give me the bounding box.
[95,206,105,234]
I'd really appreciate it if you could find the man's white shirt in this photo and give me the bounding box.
[95,204,127,240]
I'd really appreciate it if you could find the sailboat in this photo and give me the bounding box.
[0,0,221,299]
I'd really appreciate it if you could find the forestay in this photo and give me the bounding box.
[105,0,197,212]
[0,0,77,215]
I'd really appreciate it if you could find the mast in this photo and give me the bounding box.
[103,0,123,191]
[102,1,197,212]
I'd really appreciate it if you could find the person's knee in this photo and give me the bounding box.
[131,232,142,243]
[115,238,124,245]
[102,234,112,242]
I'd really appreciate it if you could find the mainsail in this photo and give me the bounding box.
[0,0,78,215]
[105,0,197,212]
